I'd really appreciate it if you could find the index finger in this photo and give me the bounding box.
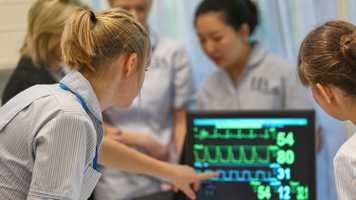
[181,185,196,200]
[195,172,219,181]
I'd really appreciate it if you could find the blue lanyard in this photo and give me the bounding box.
[59,82,100,170]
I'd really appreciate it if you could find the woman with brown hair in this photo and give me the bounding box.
[298,20,356,199]
[0,6,215,200]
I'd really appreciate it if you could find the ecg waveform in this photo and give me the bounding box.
[201,169,277,183]
[194,144,279,165]
[194,128,279,140]
[189,116,313,199]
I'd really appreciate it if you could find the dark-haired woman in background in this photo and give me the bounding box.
[194,0,310,111]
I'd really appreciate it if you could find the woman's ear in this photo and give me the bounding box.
[122,53,138,77]
[315,83,333,104]
[238,23,251,42]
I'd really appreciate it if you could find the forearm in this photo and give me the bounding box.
[98,137,173,180]
[103,123,152,151]
[175,126,186,157]
[110,129,169,161]
[144,139,169,161]
[99,139,219,200]
[174,108,187,157]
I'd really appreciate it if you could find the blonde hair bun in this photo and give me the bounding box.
[61,8,150,72]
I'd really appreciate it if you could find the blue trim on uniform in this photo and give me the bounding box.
[59,82,100,170]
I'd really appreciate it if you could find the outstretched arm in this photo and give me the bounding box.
[99,137,217,199]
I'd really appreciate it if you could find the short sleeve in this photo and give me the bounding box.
[27,111,96,200]
[334,145,356,200]
[172,45,195,109]
[196,85,210,110]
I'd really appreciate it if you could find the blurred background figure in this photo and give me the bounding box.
[93,0,195,199]
[194,0,310,111]
[1,0,85,105]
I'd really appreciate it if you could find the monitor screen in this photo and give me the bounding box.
[182,110,315,200]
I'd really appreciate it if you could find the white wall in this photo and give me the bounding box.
[0,0,91,70]
[0,0,34,69]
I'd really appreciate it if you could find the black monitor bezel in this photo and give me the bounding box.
[178,110,316,200]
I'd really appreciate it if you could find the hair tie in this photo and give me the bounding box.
[90,10,97,24]
[340,31,356,65]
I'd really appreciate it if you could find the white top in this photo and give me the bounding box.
[334,132,356,200]
[0,71,102,200]
[197,44,312,110]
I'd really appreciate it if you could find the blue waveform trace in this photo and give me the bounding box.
[203,169,278,183]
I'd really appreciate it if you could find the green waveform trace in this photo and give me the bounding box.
[193,128,281,140]
[194,144,280,164]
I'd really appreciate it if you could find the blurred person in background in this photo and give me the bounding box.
[194,0,310,111]
[1,0,85,105]
[94,0,195,199]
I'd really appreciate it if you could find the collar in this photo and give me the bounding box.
[246,43,268,71]
[221,43,268,88]
[60,71,103,123]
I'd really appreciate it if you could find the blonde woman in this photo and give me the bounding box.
[0,7,215,200]
[1,0,86,104]
[95,0,196,199]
